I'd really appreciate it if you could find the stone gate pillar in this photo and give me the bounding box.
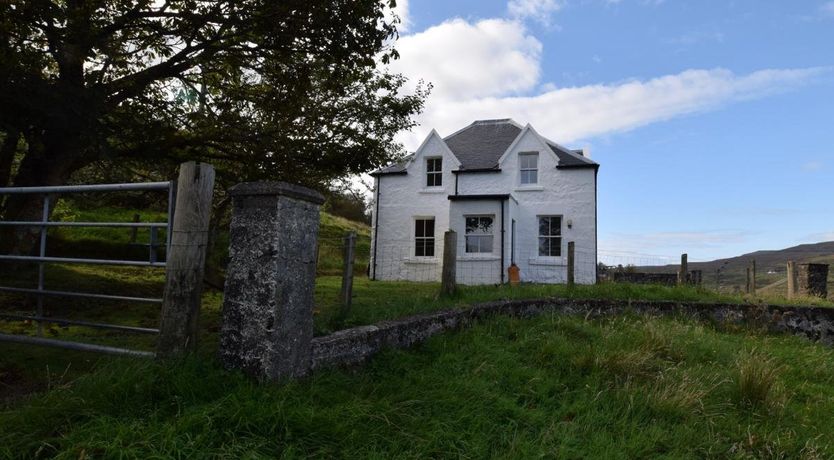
[219,182,324,381]
[797,263,829,299]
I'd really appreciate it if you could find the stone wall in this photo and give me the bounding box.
[607,272,678,285]
[311,298,834,371]
[797,263,829,298]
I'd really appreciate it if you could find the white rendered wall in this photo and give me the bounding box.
[371,132,456,282]
[371,127,597,285]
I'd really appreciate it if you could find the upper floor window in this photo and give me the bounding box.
[465,215,494,253]
[519,152,538,185]
[414,218,435,257]
[538,216,562,257]
[426,158,442,187]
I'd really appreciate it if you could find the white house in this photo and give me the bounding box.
[369,119,599,285]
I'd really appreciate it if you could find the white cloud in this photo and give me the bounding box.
[801,231,834,243]
[387,19,542,100]
[396,62,825,148]
[802,160,824,172]
[384,0,410,33]
[599,230,751,263]
[385,15,825,149]
[508,0,563,24]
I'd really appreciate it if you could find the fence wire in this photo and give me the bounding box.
[368,239,597,285]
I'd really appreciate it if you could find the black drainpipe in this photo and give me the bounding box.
[500,197,506,284]
[372,175,381,281]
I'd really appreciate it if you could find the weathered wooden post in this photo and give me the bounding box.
[338,231,356,315]
[440,230,457,297]
[157,162,215,358]
[129,213,140,243]
[567,241,575,287]
[219,182,324,380]
[787,260,797,299]
[750,259,757,293]
[677,253,688,285]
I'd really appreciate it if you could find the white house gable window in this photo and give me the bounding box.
[538,216,562,257]
[465,216,494,253]
[414,218,435,257]
[519,152,538,185]
[426,158,442,187]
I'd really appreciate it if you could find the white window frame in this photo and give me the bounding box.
[426,157,442,188]
[537,215,562,257]
[414,217,436,257]
[519,152,539,185]
[464,215,494,254]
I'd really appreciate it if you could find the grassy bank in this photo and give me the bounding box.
[3,264,832,399]
[3,313,834,458]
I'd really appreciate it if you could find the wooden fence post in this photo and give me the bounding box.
[567,241,575,287]
[157,162,215,358]
[441,230,457,297]
[129,213,140,243]
[678,253,688,285]
[750,259,757,294]
[787,260,796,299]
[339,231,356,315]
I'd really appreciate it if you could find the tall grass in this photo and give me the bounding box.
[2,315,834,458]
[734,348,785,409]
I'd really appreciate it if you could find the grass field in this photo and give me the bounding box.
[3,314,834,458]
[3,204,834,457]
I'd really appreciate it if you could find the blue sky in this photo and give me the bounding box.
[381,0,834,264]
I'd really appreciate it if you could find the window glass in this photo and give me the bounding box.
[537,216,562,257]
[426,158,442,187]
[465,216,494,253]
[415,218,435,257]
[519,153,538,185]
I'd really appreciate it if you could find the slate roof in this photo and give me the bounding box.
[545,142,597,169]
[371,154,411,175]
[371,119,598,175]
[444,119,523,170]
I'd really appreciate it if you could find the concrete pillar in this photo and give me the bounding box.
[797,263,829,299]
[219,182,324,381]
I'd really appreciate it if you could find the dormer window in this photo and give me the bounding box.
[519,152,538,185]
[426,157,442,187]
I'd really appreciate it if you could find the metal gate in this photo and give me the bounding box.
[0,181,175,357]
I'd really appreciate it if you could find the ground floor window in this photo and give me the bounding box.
[414,218,435,257]
[538,216,562,257]
[465,215,494,253]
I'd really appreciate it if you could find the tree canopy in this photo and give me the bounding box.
[0,0,426,224]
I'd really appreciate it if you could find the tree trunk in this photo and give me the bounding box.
[0,128,19,190]
[0,129,85,255]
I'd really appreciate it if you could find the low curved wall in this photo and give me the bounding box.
[311,298,834,371]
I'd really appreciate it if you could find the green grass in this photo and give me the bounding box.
[3,263,831,399]
[4,204,834,456]
[3,314,834,458]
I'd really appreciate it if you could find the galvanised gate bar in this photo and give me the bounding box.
[0,181,175,357]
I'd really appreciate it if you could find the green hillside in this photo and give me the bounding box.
[639,241,834,298]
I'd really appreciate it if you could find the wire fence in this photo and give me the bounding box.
[367,239,598,285]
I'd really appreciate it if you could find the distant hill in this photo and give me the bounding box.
[639,241,834,296]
